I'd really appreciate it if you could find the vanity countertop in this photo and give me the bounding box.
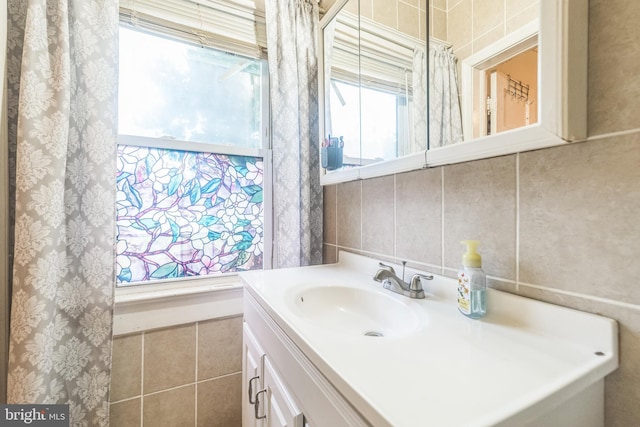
[240,252,618,427]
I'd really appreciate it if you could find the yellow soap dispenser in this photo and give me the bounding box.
[457,240,487,319]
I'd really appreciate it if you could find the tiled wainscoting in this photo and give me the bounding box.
[109,316,243,427]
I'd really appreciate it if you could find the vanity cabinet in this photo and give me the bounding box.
[242,291,369,427]
[262,358,305,427]
[243,323,304,427]
[242,323,265,427]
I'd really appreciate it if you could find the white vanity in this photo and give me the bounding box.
[240,252,617,427]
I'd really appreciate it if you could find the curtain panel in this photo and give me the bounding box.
[412,47,427,152]
[429,44,463,148]
[265,0,323,268]
[6,0,118,425]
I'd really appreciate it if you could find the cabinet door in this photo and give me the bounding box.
[243,323,266,427]
[262,358,304,427]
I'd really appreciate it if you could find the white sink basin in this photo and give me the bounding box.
[289,285,420,338]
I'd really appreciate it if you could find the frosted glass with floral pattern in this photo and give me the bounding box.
[116,145,264,284]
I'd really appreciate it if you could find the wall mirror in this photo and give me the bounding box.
[319,0,588,184]
[319,0,429,184]
[426,0,587,166]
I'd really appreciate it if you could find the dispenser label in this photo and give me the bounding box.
[457,272,471,314]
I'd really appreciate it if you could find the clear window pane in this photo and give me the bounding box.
[330,80,399,163]
[329,80,360,161]
[116,145,264,285]
[360,86,399,161]
[119,26,264,148]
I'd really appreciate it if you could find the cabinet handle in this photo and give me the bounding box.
[248,375,260,404]
[254,389,267,420]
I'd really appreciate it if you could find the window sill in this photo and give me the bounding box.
[113,276,244,336]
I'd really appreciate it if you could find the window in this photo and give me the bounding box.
[118,27,264,148]
[329,80,401,164]
[116,23,269,286]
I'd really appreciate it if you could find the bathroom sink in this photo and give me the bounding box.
[289,285,420,337]
[242,252,619,427]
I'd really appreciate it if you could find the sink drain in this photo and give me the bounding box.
[364,331,384,337]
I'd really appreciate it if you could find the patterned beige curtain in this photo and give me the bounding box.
[265,0,323,268]
[429,44,463,148]
[412,47,427,152]
[6,0,118,425]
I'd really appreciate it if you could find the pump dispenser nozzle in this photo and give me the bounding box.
[461,240,482,268]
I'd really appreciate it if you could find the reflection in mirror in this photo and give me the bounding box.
[461,23,539,143]
[323,0,360,169]
[429,0,539,147]
[322,0,428,173]
[484,47,538,136]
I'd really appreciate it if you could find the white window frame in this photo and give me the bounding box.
[114,6,272,334]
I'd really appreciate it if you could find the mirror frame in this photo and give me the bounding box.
[427,0,588,166]
[318,0,428,185]
[319,0,587,184]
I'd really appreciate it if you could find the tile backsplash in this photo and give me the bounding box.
[323,1,640,425]
[325,126,640,427]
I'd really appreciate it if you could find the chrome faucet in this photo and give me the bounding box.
[373,262,433,299]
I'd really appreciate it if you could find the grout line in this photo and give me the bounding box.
[440,167,445,275]
[334,185,339,258]
[197,371,243,385]
[110,395,143,405]
[518,282,640,312]
[393,174,397,259]
[585,127,640,142]
[441,266,512,281]
[139,372,244,400]
[336,245,442,273]
[431,265,640,312]
[515,153,520,293]
[195,322,199,427]
[471,0,475,51]
[140,333,144,427]
[142,382,195,398]
[396,1,399,30]
[360,180,363,251]
[504,0,507,35]
[334,183,338,261]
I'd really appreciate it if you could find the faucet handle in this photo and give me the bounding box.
[410,273,434,292]
[378,262,395,275]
